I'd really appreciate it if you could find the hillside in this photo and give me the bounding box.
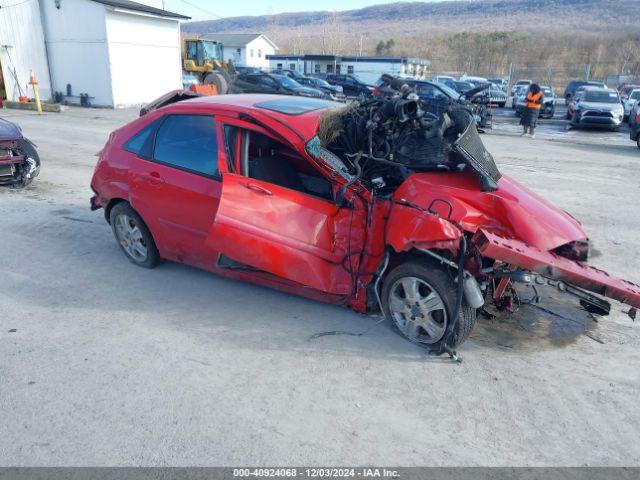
[182,0,637,40]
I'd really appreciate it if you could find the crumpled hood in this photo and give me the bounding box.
[392,171,587,252]
[0,117,23,142]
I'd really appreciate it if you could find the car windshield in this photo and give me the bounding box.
[583,90,619,103]
[349,74,365,84]
[541,87,553,96]
[630,91,640,100]
[275,75,303,88]
[436,83,461,98]
[314,78,331,88]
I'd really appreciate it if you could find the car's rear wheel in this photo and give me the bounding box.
[637,136,640,149]
[110,203,159,268]
[381,259,477,349]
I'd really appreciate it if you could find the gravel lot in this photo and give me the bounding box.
[1,105,639,466]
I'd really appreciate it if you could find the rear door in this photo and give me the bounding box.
[206,121,364,295]
[128,113,223,268]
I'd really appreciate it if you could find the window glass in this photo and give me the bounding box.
[154,115,218,177]
[124,121,158,155]
[347,65,354,74]
[242,130,333,201]
[314,64,320,74]
[186,41,197,60]
[223,125,238,173]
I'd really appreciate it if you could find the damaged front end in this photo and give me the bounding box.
[0,118,40,188]
[316,75,639,351]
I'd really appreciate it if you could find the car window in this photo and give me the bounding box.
[124,120,158,155]
[241,129,333,201]
[153,115,218,177]
[630,91,640,100]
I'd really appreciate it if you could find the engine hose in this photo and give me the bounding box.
[441,235,467,359]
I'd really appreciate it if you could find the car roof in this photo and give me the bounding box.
[173,94,341,139]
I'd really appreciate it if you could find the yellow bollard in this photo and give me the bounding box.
[28,71,43,115]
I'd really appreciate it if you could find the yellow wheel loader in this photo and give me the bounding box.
[182,37,235,94]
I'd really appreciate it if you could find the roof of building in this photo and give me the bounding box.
[200,33,278,50]
[266,54,429,65]
[91,0,190,20]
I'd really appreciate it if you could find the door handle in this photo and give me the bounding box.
[144,171,164,185]
[244,182,272,195]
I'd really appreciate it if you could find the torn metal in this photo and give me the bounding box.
[0,118,40,188]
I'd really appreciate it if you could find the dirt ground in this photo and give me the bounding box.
[1,105,639,466]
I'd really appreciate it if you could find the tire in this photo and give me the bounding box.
[203,72,227,94]
[16,138,41,187]
[109,202,159,269]
[636,137,640,149]
[498,102,506,108]
[381,258,477,350]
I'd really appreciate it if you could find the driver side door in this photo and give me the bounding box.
[206,121,365,295]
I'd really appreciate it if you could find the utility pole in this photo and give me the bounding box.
[584,63,591,81]
[358,35,363,57]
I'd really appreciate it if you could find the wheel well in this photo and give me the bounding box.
[104,198,126,223]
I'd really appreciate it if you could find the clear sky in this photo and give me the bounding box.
[163,0,429,21]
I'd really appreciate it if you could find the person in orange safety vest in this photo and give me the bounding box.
[520,83,543,138]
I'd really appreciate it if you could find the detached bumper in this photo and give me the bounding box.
[473,229,640,309]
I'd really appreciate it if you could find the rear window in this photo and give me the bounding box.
[254,97,339,115]
[124,121,158,155]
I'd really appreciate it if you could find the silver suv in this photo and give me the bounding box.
[569,87,624,131]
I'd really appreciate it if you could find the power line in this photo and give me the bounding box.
[173,0,222,19]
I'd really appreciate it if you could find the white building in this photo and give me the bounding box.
[200,33,278,70]
[1,0,189,108]
[0,1,52,103]
[266,54,431,84]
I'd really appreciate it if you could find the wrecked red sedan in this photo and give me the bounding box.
[90,91,640,355]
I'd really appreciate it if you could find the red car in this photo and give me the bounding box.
[90,94,640,354]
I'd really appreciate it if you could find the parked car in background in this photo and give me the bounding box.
[231,73,328,99]
[487,84,507,107]
[323,74,372,98]
[618,84,640,103]
[296,76,345,101]
[511,85,528,109]
[564,80,606,104]
[511,79,532,96]
[431,75,456,84]
[623,89,640,120]
[628,100,640,148]
[0,117,40,188]
[396,78,492,128]
[234,66,262,75]
[438,79,474,94]
[275,69,306,81]
[569,87,623,130]
[488,78,508,91]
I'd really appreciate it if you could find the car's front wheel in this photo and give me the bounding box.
[637,136,640,149]
[381,259,477,350]
[110,202,159,268]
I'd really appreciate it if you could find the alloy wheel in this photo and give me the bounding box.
[114,214,148,262]
[388,276,448,344]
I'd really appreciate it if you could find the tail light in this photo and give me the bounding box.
[636,112,640,122]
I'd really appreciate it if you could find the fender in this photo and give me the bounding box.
[385,202,461,252]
